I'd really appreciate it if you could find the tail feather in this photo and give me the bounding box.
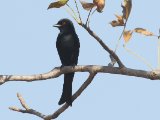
[58,73,74,106]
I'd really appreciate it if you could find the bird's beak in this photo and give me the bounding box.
[53,24,62,28]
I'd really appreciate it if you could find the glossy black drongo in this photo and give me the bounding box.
[53,18,80,106]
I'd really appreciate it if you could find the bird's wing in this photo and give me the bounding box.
[71,35,80,65]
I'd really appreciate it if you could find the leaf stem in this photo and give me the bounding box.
[124,45,153,70]
[158,37,160,69]
[91,8,96,16]
[86,8,92,26]
[65,4,79,23]
[73,0,82,24]
[114,20,127,53]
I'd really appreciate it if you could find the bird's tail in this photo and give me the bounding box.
[58,73,74,106]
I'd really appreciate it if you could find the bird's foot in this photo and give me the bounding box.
[60,64,76,69]
[60,65,65,69]
[70,64,76,69]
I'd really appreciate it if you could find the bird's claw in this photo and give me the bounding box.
[71,64,76,68]
[60,65,65,69]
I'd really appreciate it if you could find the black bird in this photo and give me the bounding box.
[53,19,80,106]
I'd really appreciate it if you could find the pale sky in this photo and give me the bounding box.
[0,0,160,120]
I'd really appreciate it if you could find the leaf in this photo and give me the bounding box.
[134,28,154,36]
[110,20,124,27]
[153,69,160,74]
[122,0,132,20]
[48,0,69,9]
[93,0,105,12]
[110,20,120,27]
[110,15,124,27]
[123,30,133,43]
[115,14,124,25]
[80,1,95,11]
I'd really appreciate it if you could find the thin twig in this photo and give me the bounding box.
[87,8,96,27]
[17,93,30,110]
[91,8,96,15]
[65,4,80,23]
[73,0,82,24]
[158,29,160,69]
[86,8,92,26]
[64,8,77,22]
[114,21,127,53]
[10,93,46,119]
[10,73,96,120]
[81,24,125,68]
[124,45,153,70]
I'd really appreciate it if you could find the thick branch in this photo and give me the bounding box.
[10,73,96,120]
[81,24,125,68]
[0,65,159,85]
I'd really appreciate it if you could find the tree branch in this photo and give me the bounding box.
[44,73,96,119]
[8,65,160,119]
[10,73,96,120]
[0,65,159,86]
[81,24,125,68]
[9,93,46,119]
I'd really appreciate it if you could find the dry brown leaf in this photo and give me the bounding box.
[48,0,68,9]
[110,20,120,27]
[110,21,124,27]
[134,28,154,36]
[122,0,132,20]
[110,0,131,27]
[123,30,133,43]
[80,1,95,11]
[115,14,124,25]
[93,0,105,12]
[110,14,124,27]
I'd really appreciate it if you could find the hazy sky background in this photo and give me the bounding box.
[0,0,160,120]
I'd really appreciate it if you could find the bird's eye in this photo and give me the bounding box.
[62,21,66,26]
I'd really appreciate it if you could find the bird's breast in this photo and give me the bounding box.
[60,34,75,48]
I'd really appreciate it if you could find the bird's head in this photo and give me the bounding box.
[53,19,75,33]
